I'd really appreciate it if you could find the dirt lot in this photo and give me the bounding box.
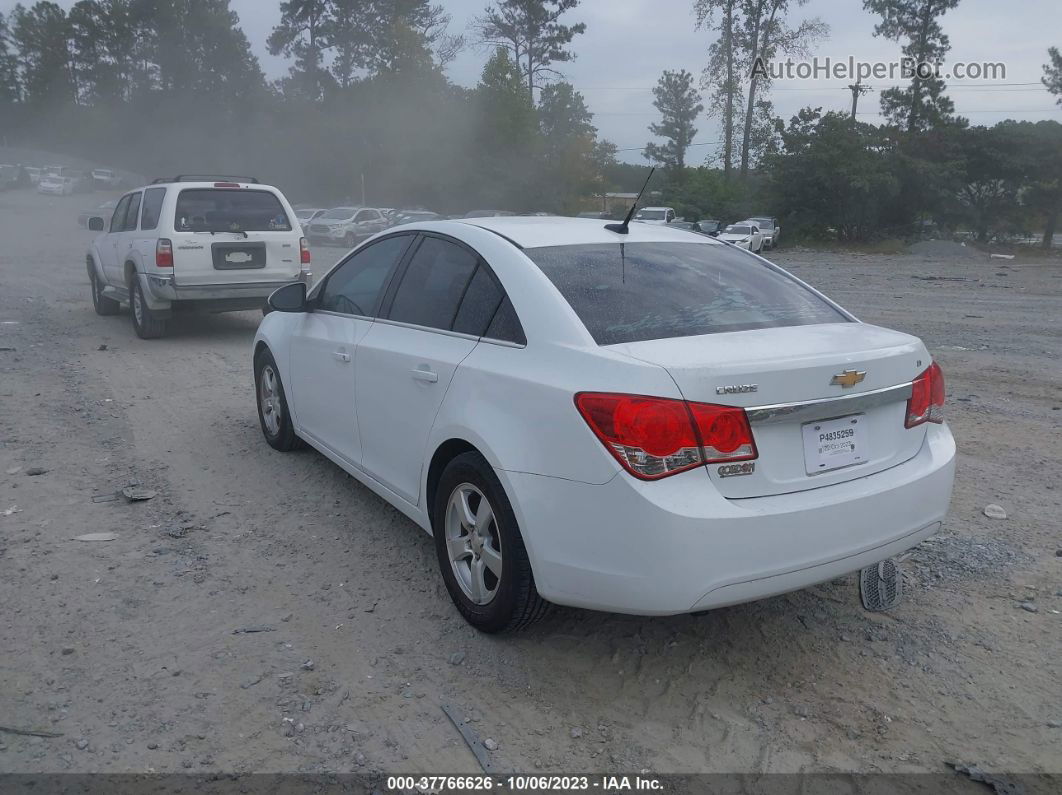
[1,189,1060,778]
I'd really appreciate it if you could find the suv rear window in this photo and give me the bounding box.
[525,242,848,345]
[174,189,291,233]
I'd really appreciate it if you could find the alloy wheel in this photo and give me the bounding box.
[444,483,503,605]
[259,364,282,437]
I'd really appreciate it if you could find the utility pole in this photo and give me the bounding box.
[848,82,871,119]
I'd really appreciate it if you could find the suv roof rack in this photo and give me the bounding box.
[152,175,259,184]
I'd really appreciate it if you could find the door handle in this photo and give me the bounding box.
[333,350,351,363]
[411,367,438,383]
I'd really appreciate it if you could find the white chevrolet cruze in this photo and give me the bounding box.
[253,217,955,632]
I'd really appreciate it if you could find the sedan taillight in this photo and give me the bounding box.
[905,362,945,428]
[575,392,757,480]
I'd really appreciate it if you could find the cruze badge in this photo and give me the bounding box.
[716,384,758,395]
[718,462,755,477]
[830,369,866,388]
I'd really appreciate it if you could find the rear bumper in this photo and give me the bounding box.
[500,423,955,615]
[141,273,307,311]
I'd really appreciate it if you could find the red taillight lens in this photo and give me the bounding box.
[687,402,758,461]
[155,238,173,268]
[575,392,757,480]
[300,236,311,265]
[905,362,945,428]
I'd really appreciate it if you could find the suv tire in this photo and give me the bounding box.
[129,275,166,339]
[432,452,550,633]
[89,268,119,316]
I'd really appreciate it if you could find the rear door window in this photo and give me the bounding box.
[525,242,848,345]
[174,189,291,233]
[123,192,142,231]
[318,234,413,316]
[387,237,478,331]
[452,264,503,336]
[110,195,130,233]
[140,187,166,231]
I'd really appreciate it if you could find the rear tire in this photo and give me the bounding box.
[129,276,166,338]
[254,349,304,452]
[90,268,119,316]
[432,452,550,633]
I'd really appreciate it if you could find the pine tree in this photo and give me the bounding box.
[643,69,703,175]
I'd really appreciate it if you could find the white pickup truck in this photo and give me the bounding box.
[85,176,310,338]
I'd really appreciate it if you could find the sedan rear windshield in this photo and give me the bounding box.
[525,242,848,345]
[174,189,291,233]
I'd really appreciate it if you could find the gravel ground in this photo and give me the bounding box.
[0,190,1060,778]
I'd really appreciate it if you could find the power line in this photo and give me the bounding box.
[574,81,1044,91]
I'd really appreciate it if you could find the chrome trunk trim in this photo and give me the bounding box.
[745,382,913,425]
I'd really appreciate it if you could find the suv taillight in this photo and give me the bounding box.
[300,237,311,265]
[905,362,945,428]
[156,238,173,268]
[575,392,757,480]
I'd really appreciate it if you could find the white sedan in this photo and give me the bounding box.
[718,223,764,253]
[253,217,955,632]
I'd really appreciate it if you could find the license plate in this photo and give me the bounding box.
[802,414,868,475]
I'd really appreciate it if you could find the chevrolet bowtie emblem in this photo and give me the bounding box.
[831,369,867,388]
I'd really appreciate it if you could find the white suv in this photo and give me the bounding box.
[85,175,310,338]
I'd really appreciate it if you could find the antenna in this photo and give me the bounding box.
[605,167,655,235]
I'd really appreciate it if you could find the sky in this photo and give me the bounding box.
[4,0,1060,163]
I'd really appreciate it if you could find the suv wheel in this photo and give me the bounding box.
[89,268,119,316]
[433,452,550,633]
[255,349,304,451]
[129,276,166,339]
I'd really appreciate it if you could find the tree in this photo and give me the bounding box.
[736,0,827,178]
[475,0,585,97]
[11,2,74,106]
[695,0,742,179]
[1044,47,1062,105]
[643,69,703,175]
[268,0,331,99]
[537,81,602,211]
[863,0,962,132]
[359,0,463,77]
[0,10,21,102]
[1006,120,1062,249]
[768,107,900,241]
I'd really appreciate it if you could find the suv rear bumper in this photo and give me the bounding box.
[141,273,307,312]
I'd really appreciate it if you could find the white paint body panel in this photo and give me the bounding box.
[253,217,956,616]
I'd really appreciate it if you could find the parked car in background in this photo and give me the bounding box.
[78,199,119,228]
[391,210,444,226]
[464,210,515,218]
[698,219,723,236]
[253,217,954,632]
[91,168,124,189]
[84,175,310,339]
[306,206,389,247]
[24,166,42,185]
[719,223,764,253]
[668,220,720,237]
[577,211,609,219]
[0,164,19,190]
[746,217,780,248]
[38,174,77,195]
[293,207,327,233]
[634,206,677,225]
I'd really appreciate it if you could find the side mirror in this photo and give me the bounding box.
[88,216,105,231]
[267,281,307,313]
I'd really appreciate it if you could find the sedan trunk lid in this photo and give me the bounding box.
[608,323,932,498]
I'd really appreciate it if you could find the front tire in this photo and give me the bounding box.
[90,268,119,316]
[433,452,549,633]
[129,275,166,338]
[255,349,304,451]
